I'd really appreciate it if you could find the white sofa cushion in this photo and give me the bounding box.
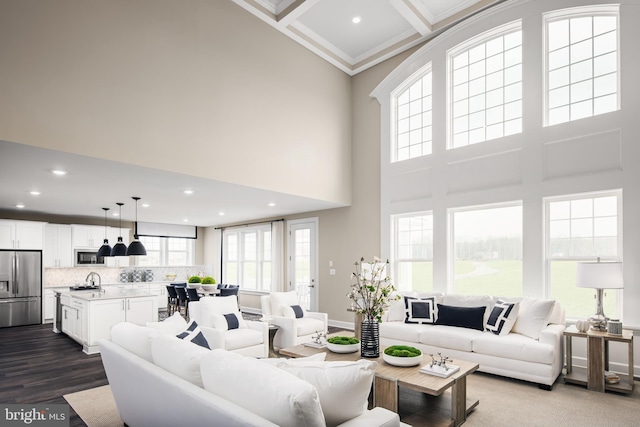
[386,291,417,321]
[419,325,483,352]
[224,328,264,350]
[270,291,299,317]
[512,298,556,340]
[277,359,377,427]
[380,320,430,342]
[258,352,326,366]
[486,300,520,336]
[296,317,326,336]
[111,322,160,362]
[145,312,188,335]
[151,333,210,387]
[201,349,325,427]
[472,331,555,364]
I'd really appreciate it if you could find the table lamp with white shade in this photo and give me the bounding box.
[576,259,623,332]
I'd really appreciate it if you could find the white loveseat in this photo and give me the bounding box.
[379,293,566,388]
[100,322,404,427]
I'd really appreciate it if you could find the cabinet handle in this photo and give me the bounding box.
[76,310,79,320]
[122,300,125,311]
[127,300,130,310]
[64,310,67,320]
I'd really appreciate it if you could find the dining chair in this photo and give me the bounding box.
[174,286,190,317]
[186,287,201,302]
[165,285,178,315]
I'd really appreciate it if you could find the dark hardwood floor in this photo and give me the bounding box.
[0,323,108,427]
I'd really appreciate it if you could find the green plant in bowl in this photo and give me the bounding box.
[384,345,422,357]
[327,336,360,345]
[188,276,202,283]
[201,276,216,284]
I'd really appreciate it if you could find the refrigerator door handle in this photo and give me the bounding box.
[12,255,17,295]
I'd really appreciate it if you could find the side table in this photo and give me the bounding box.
[564,326,634,393]
[268,324,280,358]
[347,308,362,340]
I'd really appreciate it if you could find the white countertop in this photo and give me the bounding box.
[56,289,156,301]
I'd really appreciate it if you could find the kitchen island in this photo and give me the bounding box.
[54,288,158,354]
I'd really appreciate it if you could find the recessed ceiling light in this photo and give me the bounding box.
[29,191,40,196]
[52,169,67,176]
[183,190,194,195]
[268,202,276,207]
[352,16,361,24]
[142,203,150,208]
[183,218,189,222]
[112,212,119,217]
[218,212,225,216]
[16,204,25,209]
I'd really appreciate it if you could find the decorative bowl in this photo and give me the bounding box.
[326,336,360,353]
[382,345,423,367]
[201,285,217,292]
[165,273,177,281]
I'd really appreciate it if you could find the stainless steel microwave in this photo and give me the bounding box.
[75,250,105,266]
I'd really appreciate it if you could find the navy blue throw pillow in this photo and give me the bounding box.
[224,313,240,330]
[435,304,485,331]
[291,305,304,319]
[176,320,211,349]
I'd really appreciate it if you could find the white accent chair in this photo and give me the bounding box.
[261,291,328,350]
[188,296,269,358]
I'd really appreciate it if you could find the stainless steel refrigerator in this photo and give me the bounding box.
[0,250,42,327]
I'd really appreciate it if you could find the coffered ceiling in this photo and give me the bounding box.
[232,0,505,75]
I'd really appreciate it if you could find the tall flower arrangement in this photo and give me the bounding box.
[348,257,400,323]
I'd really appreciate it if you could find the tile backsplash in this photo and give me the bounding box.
[44,265,214,288]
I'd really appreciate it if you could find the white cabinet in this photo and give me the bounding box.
[0,220,44,249]
[61,298,86,343]
[72,225,105,249]
[149,283,169,311]
[44,224,73,267]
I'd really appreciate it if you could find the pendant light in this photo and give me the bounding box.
[110,202,127,257]
[126,196,147,256]
[96,207,112,258]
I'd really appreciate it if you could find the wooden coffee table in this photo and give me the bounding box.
[280,342,479,427]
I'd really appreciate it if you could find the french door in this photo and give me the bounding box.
[287,218,318,311]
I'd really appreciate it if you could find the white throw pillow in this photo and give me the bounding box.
[146,312,188,335]
[201,350,325,427]
[200,295,240,316]
[176,320,210,349]
[151,333,211,387]
[110,322,159,362]
[277,359,377,427]
[512,298,556,340]
[485,300,520,336]
[270,291,299,317]
[258,352,326,366]
[211,312,248,330]
[282,304,306,319]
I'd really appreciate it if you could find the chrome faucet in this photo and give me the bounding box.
[86,272,102,290]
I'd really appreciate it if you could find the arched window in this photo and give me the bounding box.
[447,21,522,148]
[544,5,619,126]
[391,64,432,162]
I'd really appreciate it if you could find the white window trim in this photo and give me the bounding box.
[391,211,433,291]
[136,236,195,267]
[446,19,522,149]
[542,4,620,127]
[222,224,272,291]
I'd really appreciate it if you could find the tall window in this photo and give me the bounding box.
[546,191,622,319]
[451,203,522,295]
[136,236,194,267]
[391,64,432,162]
[223,225,272,291]
[448,21,522,148]
[392,213,433,292]
[544,6,619,126]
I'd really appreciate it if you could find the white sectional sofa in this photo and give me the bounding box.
[379,293,566,388]
[100,322,405,427]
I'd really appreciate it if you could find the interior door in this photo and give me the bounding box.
[288,219,318,311]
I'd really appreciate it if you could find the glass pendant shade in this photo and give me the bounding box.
[111,237,127,257]
[126,196,147,256]
[97,207,112,257]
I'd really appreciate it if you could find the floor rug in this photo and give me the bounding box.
[63,385,123,427]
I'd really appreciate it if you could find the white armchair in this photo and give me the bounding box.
[189,296,269,358]
[261,291,328,350]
